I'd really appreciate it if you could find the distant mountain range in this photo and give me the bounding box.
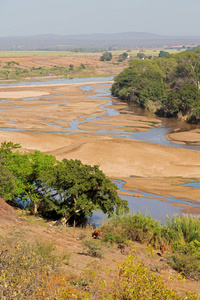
[0,32,200,50]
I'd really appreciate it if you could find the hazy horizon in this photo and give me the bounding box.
[1,0,200,38]
[1,31,200,39]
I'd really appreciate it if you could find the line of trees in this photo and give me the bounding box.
[111,48,200,123]
[0,142,128,225]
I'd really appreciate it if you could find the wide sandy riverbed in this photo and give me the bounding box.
[0,81,200,213]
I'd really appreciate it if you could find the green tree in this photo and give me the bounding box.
[1,143,57,214]
[137,52,146,59]
[158,50,169,57]
[0,160,16,201]
[80,63,86,69]
[111,50,200,123]
[0,142,128,225]
[118,52,128,62]
[43,159,129,224]
[100,52,113,61]
[176,51,200,90]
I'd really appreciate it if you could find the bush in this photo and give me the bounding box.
[162,215,200,244]
[100,52,113,61]
[103,232,127,245]
[104,253,198,299]
[101,212,163,248]
[167,240,200,279]
[0,237,70,298]
[82,239,104,258]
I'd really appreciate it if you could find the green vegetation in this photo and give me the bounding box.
[0,64,96,81]
[0,141,128,225]
[159,50,170,57]
[101,212,163,247]
[111,49,200,123]
[118,52,128,62]
[105,253,197,300]
[100,51,113,61]
[101,213,200,280]
[82,239,104,258]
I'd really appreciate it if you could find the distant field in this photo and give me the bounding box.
[0,48,184,58]
[0,48,185,81]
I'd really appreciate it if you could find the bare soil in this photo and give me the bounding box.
[0,53,126,77]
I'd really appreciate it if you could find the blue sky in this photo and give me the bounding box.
[1,0,200,37]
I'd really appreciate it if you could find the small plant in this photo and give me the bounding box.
[82,239,104,258]
[103,232,127,245]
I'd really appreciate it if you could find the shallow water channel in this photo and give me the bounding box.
[0,76,200,223]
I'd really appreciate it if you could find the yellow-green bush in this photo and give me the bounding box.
[0,237,70,299]
[101,253,198,300]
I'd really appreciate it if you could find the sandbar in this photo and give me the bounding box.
[0,82,199,206]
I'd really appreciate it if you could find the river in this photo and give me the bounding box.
[0,76,200,223]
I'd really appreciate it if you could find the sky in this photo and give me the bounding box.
[1,0,200,37]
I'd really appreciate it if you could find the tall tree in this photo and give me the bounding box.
[43,159,129,224]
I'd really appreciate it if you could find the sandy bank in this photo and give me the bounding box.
[0,91,49,99]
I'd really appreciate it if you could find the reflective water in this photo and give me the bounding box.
[0,76,114,86]
[91,179,200,225]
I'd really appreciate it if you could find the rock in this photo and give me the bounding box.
[0,198,19,224]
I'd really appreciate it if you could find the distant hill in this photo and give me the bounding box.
[0,32,200,50]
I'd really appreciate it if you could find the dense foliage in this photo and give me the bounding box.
[111,49,200,123]
[0,142,128,224]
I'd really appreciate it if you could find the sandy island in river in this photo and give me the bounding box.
[0,82,200,212]
[166,129,200,145]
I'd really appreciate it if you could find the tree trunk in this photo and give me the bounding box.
[55,217,67,227]
[32,202,38,215]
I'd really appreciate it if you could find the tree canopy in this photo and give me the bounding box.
[0,142,128,225]
[100,51,113,61]
[111,50,200,123]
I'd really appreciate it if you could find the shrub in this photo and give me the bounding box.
[103,232,127,245]
[82,239,104,258]
[103,253,198,299]
[101,212,163,248]
[0,237,70,298]
[162,215,200,244]
[167,240,200,279]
